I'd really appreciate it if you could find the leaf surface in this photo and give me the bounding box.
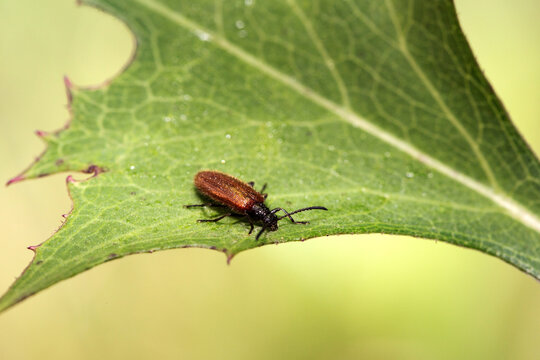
[2,0,539,312]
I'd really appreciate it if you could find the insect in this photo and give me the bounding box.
[185,170,328,240]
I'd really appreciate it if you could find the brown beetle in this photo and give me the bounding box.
[186,170,327,240]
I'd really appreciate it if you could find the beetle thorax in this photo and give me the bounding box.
[247,203,278,231]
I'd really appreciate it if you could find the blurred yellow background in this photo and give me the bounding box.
[1,1,539,359]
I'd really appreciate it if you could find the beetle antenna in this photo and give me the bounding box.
[276,206,328,221]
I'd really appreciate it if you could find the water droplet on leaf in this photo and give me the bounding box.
[235,20,245,29]
[194,30,211,41]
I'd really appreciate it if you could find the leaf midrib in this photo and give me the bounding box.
[116,0,540,233]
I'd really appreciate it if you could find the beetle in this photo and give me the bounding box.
[185,170,328,240]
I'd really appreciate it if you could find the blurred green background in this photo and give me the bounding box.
[1,1,539,359]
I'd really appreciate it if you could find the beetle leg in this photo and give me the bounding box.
[259,183,268,199]
[255,226,267,241]
[243,215,254,235]
[246,182,267,198]
[197,213,233,222]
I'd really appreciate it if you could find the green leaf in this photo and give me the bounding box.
[1,0,539,312]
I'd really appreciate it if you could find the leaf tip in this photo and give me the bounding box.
[226,252,235,265]
[35,130,56,142]
[63,75,73,89]
[35,130,48,138]
[63,75,74,104]
[27,244,41,252]
[6,175,25,187]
